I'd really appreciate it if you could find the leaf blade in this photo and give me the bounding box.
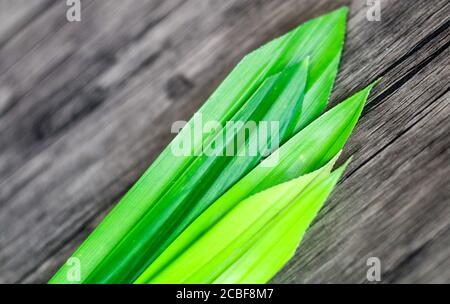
[214,161,350,284]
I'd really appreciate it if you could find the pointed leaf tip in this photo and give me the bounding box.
[325,6,349,21]
[340,81,378,113]
[371,77,382,87]
[337,6,349,15]
[329,157,352,185]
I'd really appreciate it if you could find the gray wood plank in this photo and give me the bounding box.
[0,0,448,283]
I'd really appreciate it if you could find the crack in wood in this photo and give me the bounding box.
[365,37,450,114]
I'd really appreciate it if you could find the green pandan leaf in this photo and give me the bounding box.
[213,161,350,284]
[50,7,348,284]
[135,83,375,283]
[142,159,349,284]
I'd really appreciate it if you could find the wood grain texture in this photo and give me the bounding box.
[0,0,448,284]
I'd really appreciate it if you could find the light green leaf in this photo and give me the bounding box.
[214,161,350,284]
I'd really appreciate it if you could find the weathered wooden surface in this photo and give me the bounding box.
[0,0,448,284]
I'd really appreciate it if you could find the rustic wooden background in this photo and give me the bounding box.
[0,0,448,284]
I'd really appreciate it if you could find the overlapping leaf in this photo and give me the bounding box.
[140,158,349,284]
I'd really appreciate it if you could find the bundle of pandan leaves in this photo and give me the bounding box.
[50,7,377,284]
